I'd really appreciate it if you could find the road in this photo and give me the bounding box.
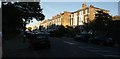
[0,32,2,59]
[2,35,120,58]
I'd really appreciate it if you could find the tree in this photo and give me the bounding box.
[90,10,112,34]
[27,27,32,32]
[109,20,120,45]
[13,2,45,21]
[2,2,45,39]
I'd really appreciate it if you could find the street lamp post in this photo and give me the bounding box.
[23,18,27,42]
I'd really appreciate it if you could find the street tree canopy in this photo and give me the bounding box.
[2,2,45,39]
[91,10,112,32]
[27,27,32,31]
[3,2,45,29]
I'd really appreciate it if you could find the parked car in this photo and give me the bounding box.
[89,35,113,45]
[24,31,33,38]
[74,33,92,42]
[26,33,51,50]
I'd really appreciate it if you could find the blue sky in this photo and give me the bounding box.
[41,0,120,2]
[41,2,118,20]
[0,1,1,8]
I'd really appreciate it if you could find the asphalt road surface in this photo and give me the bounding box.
[2,35,120,58]
[0,32,2,59]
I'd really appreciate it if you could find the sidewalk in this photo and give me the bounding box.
[3,33,30,57]
[3,33,29,49]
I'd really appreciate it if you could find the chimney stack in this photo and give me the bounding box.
[82,3,87,9]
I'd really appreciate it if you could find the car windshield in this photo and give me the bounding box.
[35,34,47,37]
[77,33,81,35]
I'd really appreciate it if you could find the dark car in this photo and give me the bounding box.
[27,33,51,50]
[24,31,33,38]
[74,33,92,42]
[89,35,113,45]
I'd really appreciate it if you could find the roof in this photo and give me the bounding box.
[71,5,109,14]
[94,7,109,12]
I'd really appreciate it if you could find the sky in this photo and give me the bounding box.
[41,0,120,2]
[0,0,1,8]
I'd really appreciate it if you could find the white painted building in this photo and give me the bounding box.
[70,3,109,28]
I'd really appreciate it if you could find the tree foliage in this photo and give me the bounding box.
[13,2,45,21]
[27,27,32,31]
[2,2,45,28]
[109,20,120,43]
[2,2,45,39]
[90,10,112,32]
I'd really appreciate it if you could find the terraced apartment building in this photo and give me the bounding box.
[40,3,109,28]
[70,3,109,27]
[40,11,71,28]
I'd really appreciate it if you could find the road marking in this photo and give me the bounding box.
[103,55,120,57]
[79,47,103,56]
[79,47,120,57]
[90,50,111,52]
[63,41,75,45]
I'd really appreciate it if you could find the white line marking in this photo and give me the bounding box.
[103,55,120,57]
[89,50,111,52]
[79,47,120,57]
[64,41,75,45]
